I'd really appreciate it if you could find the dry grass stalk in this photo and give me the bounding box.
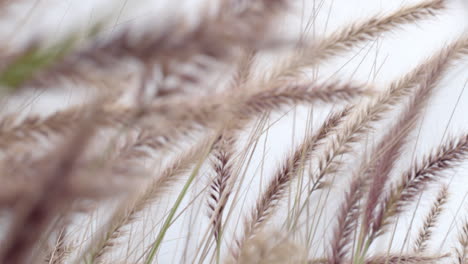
[329,174,366,264]
[0,81,368,153]
[235,109,350,256]
[239,82,371,118]
[312,0,445,61]
[363,254,448,264]
[0,112,98,264]
[455,220,468,264]
[19,0,289,90]
[307,34,468,206]
[44,220,73,264]
[413,185,448,253]
[207,134,236,242]
[89,136,216,262]
[228,231,307,264]
[0,102,130,150]
[331,82,432,260]
[0,1,467,263]
[359,28,457,247]
[371,133,468,239]
[0,144,142,211]
[81,81,368,260]
[276,0,446,77]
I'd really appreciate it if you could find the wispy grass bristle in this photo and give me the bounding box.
[1,0,467,263]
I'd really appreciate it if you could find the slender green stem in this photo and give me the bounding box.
[144,141,214,264]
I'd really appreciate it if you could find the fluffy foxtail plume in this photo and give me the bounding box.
[329,174,366,264]
[89,137,215,262]
[240,81,371,118]
[207,134,236,242]
[413,185,448,253]
[0,112,98,264]
[235,109,350,256]
[307,34,468,211]
[277,0,446,76]
[22,0,289,90]
[1,1,467,263]
[313,0,445,61]
[371,133,468,240]
[229,230,307,264]
[455,220,468,264]
[361,27,456,240]
[0,81,369,153]
[363,254,448,264]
